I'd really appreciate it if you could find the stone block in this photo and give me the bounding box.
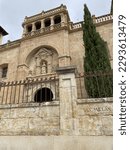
[28,117,60,135]
[78,103,113,116]
[78,116,103,135]
[0,108,10,118]
[0,118,29,135]
[10,107,40,118]
[102,116,113,135]
[39,106,59,117]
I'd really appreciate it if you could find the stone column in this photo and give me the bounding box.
[31,23,36,35]
[92,15,96,24]
[58,27,71,67]
[17,64,29,80]
[61,13,65,27]
[22,25,27,37]
[56,66,79,135]
[61,13,67,27]
[50,16,54,30]
[0,34,2,45]
[41,19,45,33]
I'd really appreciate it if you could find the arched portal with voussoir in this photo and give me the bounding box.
[26,46,59,77]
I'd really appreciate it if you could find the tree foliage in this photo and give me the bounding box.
[83,4,113,98]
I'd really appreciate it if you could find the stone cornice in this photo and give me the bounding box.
[0,39,21,52]
[58,55,71,59]
[22,5,70,26]
[56,65,77,74]
[77,97,113,104]
[0,101,59,109]
[17,63,29,69]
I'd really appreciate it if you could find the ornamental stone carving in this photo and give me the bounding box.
[28,47,58,76]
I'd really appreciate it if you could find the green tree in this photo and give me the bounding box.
[83,4,113,98]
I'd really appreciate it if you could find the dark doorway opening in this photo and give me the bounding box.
[34,87,53,102]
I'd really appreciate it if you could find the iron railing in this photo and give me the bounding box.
[0,72,113,105]
[76,72,113,99]
[0,77,59,105]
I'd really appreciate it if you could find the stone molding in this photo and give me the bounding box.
[77,97,113,104]
[0,101,59,109]
[17,63,29,69]
[56,65,76,74]
[0,40,21,51]
[22,5,69,26]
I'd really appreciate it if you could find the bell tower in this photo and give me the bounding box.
[22,4,70,38]
[0,26,8,45]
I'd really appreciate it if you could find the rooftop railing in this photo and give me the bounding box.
[95,14,113,24]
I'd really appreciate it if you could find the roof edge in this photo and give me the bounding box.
[0,26,8,36]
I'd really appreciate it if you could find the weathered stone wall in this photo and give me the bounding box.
[0,68,113,137]
[69,22,113,73]
[77,98,113,136]
[0,103,60,135]
[0,98,112,136]
[69,30,84,73]
[0,12,113,150]
[0,22,113,81]
[0,47,19,81]
[0,70,113,149]
[17,30,69,80]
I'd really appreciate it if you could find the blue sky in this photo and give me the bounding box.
[0,0,112,43]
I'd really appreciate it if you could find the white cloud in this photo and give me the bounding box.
[0,0,112,43]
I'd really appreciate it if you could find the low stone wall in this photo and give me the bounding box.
[0,69,113,150]
[0,102,60,135]
[77,97,113,136]
[0,136,112,150]
[0,98,113,149]
[0,98,112,136]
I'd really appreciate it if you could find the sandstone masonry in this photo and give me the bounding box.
[0,4,113,150]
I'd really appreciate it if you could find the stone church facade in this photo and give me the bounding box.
[0,4,113,150]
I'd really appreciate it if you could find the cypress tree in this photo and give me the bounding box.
[83,4,113,98]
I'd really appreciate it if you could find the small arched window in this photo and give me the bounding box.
[27,24,32,32]
[34,87,53,102]
[44,18,51,27]
[35,21,41,30]
[54,15,61,24]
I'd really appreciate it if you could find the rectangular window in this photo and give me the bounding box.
[2,67,8,78]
